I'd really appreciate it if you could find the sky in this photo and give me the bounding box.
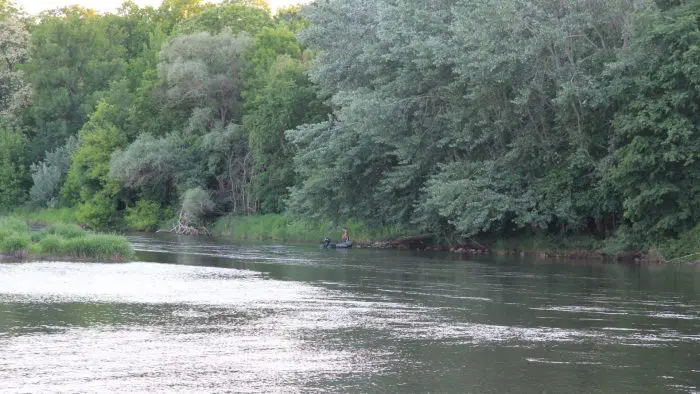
[14,0,306,15]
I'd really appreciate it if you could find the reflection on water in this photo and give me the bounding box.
[0,233,699,393]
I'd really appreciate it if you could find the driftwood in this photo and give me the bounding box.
[161,208,211,236]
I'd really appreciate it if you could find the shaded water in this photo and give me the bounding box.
[1,233,699,393]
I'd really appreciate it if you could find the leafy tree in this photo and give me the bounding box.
[158,31,253,125]
[291,0,640,237]
[607,1,700,237]
[61,101,128,227]
[245,55,327,212]
[0,15,31,124]
[29,136,77,207]
[173,1,272,35]
[242,26,327,212]
[0,126,28,210]
[24,7,127,159]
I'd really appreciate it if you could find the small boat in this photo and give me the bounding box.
[321,238,353,249]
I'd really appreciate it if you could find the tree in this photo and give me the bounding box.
[242,26,327,212]
[157,31,253,126]
[172,1,272,35]
[61,101,128,227]
[245,55,326,212]
[29,136,77,207]
[607,1,700,237]
[0,126,28,210]
[24,7,127,160]
[0,16,31,124]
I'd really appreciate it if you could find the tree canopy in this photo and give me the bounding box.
[0,0,699,252]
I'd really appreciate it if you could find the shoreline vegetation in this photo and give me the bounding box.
[4,208,696,265]
[1,1,700,268]
[209,214,692,265]
[0,215,132,262]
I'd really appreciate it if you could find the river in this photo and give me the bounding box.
[1,233,699,393]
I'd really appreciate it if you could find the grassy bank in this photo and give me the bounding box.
[211,214,409,243]
[12,207,80,226]
[0,216,132,261]
[211,214,700,264]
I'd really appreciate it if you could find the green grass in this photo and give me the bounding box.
[486,234,604,254]
[40,223,87,239]
[0,214,132,261]
[211,214,410,243]
[13,207,79,226]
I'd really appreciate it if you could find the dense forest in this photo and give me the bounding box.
[1,0,700,254]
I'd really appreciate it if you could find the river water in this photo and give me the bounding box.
[1,234,699,393]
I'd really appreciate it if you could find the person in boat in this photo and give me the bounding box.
[341,228,349,243]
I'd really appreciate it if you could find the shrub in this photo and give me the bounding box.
[62,234,132,259]
[29,136,78,207]
[41,223,86,239]
[1,233,31,253]
[38,234,63,255]
[125,200,163,231]
[76,192,117,229]
[180,187,215,226]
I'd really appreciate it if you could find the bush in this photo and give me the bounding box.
[657,224,700,262]
[125,200,163,231]
[19,207,79,225]
[29,136,78,207]
[61,234,132,259]
[1,233,31,253]
[38,234,63,255]
[0,216,29,233]
[40,223,86,239]
[76,192,117,229]
[180,187,215,226]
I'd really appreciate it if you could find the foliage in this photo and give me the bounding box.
[125,200,166,231]
[180,187,215,226]
[62,102,127,204]
[0,126,28,210]
[243,26,328,213]
[3,0,700,258]
[211,213,408,243]
[109,132,181,202]
[25,7,127,159]
[172,1,272,35]
[40,222,87,239]
[0,16,31,124]
[29,136,78,207]
[17,207,79,225]
[0,214,132,260]
[607,1,700,238]
[157,31,252,125]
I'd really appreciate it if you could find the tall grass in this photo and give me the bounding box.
[40,223,87,239]
[14,207,79,226]
[211,214,410,243]
[489,234,604,254]
[0,214,132,261]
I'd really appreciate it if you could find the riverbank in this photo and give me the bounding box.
[211,214,700,264]
[0,216,132,262]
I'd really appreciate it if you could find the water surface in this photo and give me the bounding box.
[1,234,699,393]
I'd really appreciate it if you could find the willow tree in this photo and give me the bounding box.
[158,31,252,126]
[289,0,458,225]
[111,31,255,222]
